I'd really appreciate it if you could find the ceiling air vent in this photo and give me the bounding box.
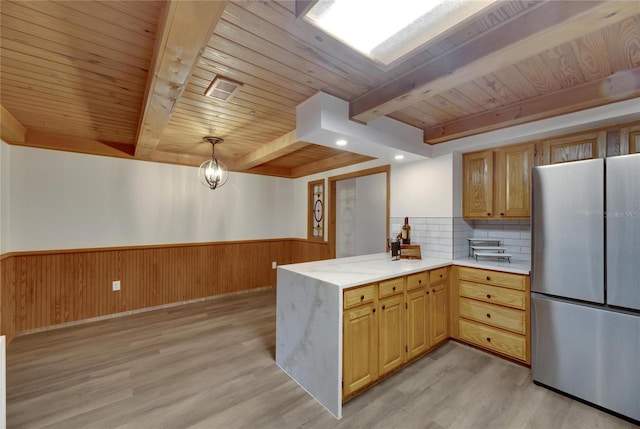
[204,76,244,101]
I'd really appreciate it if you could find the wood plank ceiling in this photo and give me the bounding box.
[1,1,639,178]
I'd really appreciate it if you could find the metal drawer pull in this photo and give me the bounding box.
[486,337,491,342]
[486,294,491,299]
[360,295,364,300]
[486,313,491,318]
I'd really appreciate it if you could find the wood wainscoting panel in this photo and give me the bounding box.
[1,256,17,342]
[289,239,331,264]
[1,238,330,337]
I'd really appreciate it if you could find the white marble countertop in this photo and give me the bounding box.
[279,253,451,289]
[279,253,531,289]
[452,257,531,275]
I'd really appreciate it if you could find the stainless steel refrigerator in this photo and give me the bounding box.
[531,154,640,423]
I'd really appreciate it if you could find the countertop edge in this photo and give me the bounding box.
[278,253,530,290]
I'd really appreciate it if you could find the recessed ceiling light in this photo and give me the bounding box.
[395,154,405,160]
[336,139,348,146]
[302,0,496,66]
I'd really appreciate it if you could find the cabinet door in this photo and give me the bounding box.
[430,282,448,345]
[379,294,405,376]
[343,305,378,397]
[496,143,533,218]
[463,150,494,218]
[406,288,428,360]
[541,131,604,164]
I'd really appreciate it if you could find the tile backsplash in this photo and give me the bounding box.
[390,217,454,259]
[471,220,531,262]
[390,217,531,261]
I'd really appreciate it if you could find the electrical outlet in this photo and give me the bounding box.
[272,261,277,269]
[112,280,121,291]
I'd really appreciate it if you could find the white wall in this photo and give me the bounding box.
[291,154,458,240]
[0,141,9,254]
[335,178,356,257]
[355,173,387,255]
[335,173,387,257]
[391,153,455,218]
[291,159,387,239]
[6,146,295,252]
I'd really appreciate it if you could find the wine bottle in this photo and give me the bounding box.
[401,217,411,244]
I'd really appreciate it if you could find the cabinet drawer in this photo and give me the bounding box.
[458,267,525,290]
[459,281,525,310]
[429,267,448,284]
[459,319,526,361]
[406,272,427,291]
[459,297,525,334]
[344,284,376,309]
[379,277,404,298]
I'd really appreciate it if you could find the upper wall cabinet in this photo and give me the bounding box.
[463,143,534,220]
[463,150,493,218]
[540,131,606,164]
[622,124,640,154]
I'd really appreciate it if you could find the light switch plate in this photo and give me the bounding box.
[112,280,121,291]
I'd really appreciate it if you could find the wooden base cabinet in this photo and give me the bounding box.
[451,266,530,364]
[378,279,406,376]
[429,268,449,345]
[343,285,378,398]
[406,287,428,360]
[343,268,449,400]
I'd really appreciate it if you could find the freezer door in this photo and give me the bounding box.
[607,153,640,311]
[531,159,604,303]
[532,294,640,421]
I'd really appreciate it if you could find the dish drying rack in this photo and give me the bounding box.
[467,238,511,263]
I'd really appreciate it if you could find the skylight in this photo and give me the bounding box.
[303,0,496,66]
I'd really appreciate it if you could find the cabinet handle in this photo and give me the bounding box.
[439,274,443,278]
[360,295,364,300]
[432,289,435,293]
[486,294,491,299]
[382,304,386,310]
[392,286,396,291]
[426,291,430,295]
[487,212,491,216]
[500,212,505,216]
[486,337,491,342]
[418,280,422,284]
[372,308,376,313]
[486,276,491,281]
[486,313,491,318]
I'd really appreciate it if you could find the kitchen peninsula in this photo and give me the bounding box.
[275,253,448,418]
[275,253,530,418]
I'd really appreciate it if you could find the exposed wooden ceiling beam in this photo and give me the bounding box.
[22,131,135,158]
[423,71,640,143]
[231,131,311,170]
[294,0,318,19]
[245,165,294,178]
[0,105,26,144]
[149,150,205,167]
[350,1,640,123]
[290,152,374,178]
[134,0,228,159]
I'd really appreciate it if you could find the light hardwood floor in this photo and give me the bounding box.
[7,288,636,429]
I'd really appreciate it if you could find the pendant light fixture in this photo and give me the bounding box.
[198,136,229,190]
